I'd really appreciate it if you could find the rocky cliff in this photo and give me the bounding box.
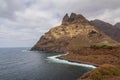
[31,13,118,52]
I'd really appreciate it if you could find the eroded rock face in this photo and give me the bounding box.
[31,13,118,52]
[62,13,90,25]
[62,13,69,25]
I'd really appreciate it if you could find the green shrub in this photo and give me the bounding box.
[90,45,113,49]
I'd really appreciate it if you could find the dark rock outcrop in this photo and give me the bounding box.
[62,13,69,25]
[62,13,90,25]
[31,13,118,52]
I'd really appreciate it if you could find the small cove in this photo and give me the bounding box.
[0,48,94,80]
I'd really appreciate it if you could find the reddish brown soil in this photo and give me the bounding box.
[104,76,120,80]
[60,48,120,66]
[80,76,120,80]
[59,48,120,80]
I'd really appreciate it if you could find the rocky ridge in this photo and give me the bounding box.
[91,19,120,42]
[31,13,118,52]
[115,22,120,29]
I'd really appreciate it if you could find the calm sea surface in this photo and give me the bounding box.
[0,48,93,80]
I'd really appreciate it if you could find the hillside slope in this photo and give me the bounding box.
[31,13,118,52]
[91,19,120,42]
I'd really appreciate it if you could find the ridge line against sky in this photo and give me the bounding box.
[0,0,120,47]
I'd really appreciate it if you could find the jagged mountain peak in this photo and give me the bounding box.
[62,13,90,25]
[31,13,118,52]
[62,13,69,24]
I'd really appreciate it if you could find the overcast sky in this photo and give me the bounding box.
[0,0,120,47]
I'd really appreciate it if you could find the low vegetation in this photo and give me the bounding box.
[90,45,113,49]
[81,64,120,80]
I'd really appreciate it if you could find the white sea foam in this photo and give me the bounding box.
[47,53,96,69]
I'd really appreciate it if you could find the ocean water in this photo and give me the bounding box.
[0,48,93,80]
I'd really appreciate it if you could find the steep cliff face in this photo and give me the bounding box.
[31,13,118,52]
[91,19,120,42]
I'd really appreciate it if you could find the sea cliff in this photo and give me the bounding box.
[32,13,120,80]
[31,13,118,52]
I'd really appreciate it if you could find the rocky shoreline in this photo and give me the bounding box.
[47,52,96,68]
[57,56,99,68]
[58,48,120,80]
[31,13,120,80]
[60,48,120,65]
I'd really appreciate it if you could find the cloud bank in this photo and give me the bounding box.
[0,0,120,47]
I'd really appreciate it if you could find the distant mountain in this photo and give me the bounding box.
[31,13,118,52]
[91,19,120,42]
[115,22,120,29]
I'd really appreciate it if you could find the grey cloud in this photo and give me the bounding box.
[0,0,26,19]
[0,0,120,47]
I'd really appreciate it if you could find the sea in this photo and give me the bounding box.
[0,48,94,80]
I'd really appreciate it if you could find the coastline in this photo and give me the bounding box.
[47,52,96,69]
[47,48,120,80]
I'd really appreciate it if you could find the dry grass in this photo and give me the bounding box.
[60,48,120,80]
[81,64,120,80]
